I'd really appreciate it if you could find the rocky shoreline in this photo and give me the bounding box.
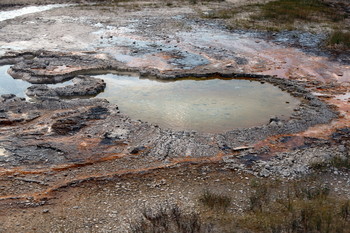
[0,50,342,179]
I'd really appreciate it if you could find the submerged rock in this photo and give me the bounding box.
[1,94,16,99]
[26,75,106,98]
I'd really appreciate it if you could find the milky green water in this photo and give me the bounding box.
[95,74,300,133]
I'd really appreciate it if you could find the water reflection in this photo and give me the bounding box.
[0,65,31,98]
[95,74,300,133]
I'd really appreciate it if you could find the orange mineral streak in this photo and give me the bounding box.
[126,54,173,70]
[253,95,349,154]
[170,152,228,164]
[260,47,346,83]
[76,137,104,150]
[253,135,307,157]
[300,96,350,139]
[259,44,350,140]
[0,152,126,176]
[0,153,225,202]
[51,154,125,172]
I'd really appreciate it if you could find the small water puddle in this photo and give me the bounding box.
[0,4,72,22]
[95,74,300,133]
[0,65,31,98]
[0,65,75,98]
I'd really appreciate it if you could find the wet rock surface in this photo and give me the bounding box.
[3,51,123,84]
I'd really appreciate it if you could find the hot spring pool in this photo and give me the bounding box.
[94,74,300,133]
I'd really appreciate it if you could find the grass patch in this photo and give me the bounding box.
[327,31,350,49]
[201,0,349,32]
[199,190,231,211]
[189,0,225,3]
[129,204,213,233]
[311,155,350,171]
[129,179,350,232]
[249,179,270,212]
[202,8,239,19]
[238,180,350,233]
[257,0,346,23]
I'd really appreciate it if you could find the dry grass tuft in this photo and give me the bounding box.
[199,190,231,211]
[239,180,350,233]
[129,204,213,233]
[327,31,350,49]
